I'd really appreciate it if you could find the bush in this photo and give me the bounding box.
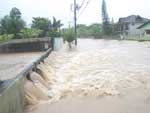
[77,23,102,38]
[0,34,14,41]
[20,28,42,38]
[63,29,75,43]
[48,29,61,38]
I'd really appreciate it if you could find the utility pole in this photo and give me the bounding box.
[74,0,77,45]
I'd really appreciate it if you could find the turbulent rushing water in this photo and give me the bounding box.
[24,39,150,113]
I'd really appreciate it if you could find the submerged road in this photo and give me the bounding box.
[0,52,43,81]
[25,39,150,113]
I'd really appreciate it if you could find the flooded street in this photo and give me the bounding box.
[25,39,150,113]
[0,52,43,81]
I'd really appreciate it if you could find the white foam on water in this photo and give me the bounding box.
[24,39,150,113]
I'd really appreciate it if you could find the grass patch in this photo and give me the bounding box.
[126,37,150,42]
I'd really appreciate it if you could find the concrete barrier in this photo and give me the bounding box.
[53,37,63,51]
[0,37,51,53]
[0,48,52,113]
[0,78,25,113]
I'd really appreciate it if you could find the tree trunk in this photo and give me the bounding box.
[68,42,72,48]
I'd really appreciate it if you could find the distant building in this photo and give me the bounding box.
[116,15,149,38]
[137,21,150,37]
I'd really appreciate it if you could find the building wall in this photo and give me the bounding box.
[128,23,145,38]
[118,23,145,38]
[140,23,150,37]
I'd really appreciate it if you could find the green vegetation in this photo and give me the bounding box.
[0,7,63,42]
[101,0,113,35]
[20,28,42,38]
[31,17,50,37]
[0,7,25,39]
[48,17,63,37]
[126,37,150,42]
[0,34,14,41]
[63,28,75,48]
[73,0,113,39]
[63,28,75,42]
[31,17,63,38]
[0,5,116,42]
[77,23,102,38]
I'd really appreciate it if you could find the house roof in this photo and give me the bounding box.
[118,15,149,23]
[137,21,150,30]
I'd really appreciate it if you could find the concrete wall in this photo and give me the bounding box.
[53,38,63,51]
[0,38,51,53]
[0,77,25,113]
[0,48,52,113]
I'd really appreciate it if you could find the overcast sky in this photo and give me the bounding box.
[0,0,150,27]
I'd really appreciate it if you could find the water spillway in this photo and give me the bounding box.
[1,39,150,113]
[25,39,150,113]
[0,48,52,113]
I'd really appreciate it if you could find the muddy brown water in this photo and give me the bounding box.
[25,39,150,113]
[0,52,43,81]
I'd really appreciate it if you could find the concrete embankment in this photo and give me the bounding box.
[0,48,52,113]
[0,38,51,53]
[0,78,25,113]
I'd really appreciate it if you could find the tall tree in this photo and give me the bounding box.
[31,17,63,37]
[48,17,63,37]
[10,8,25,38]
[0,7,25,38]
[31,17,51,37]
[0,15,11,34]
[10,7,21,19]
[102,0,111,35]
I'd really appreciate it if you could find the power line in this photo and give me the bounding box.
[77,0,92,19]
[73,0,92,45]
[79,0,86,10]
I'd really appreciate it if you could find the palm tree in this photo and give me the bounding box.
[50,17,63,37]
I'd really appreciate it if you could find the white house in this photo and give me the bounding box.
[116,15,149,38]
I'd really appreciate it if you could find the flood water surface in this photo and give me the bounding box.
[25,39,150,113]
[0,52,43,80]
